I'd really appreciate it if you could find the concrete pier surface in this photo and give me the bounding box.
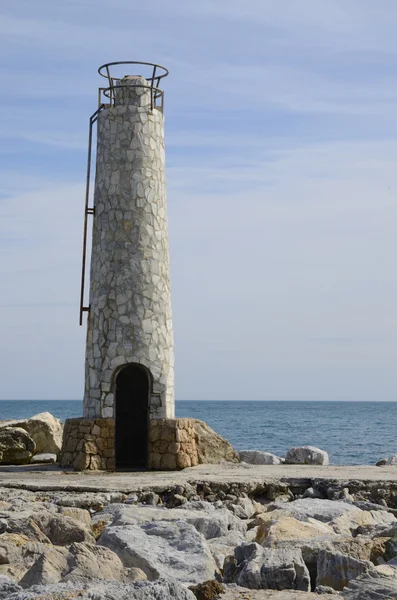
[1,463,397,493]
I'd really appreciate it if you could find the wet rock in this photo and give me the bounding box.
[285,446,329,466]
[239,451,283,465]
[0,428,35,465]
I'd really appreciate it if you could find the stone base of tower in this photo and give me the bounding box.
[60,418,209,471]
[60,418,115,471]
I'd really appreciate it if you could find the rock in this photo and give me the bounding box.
[239,451,282,465]
[221,587,339,599]
[376,458,387,466]
[99,519,217,584]
[192,420,239,464]
[266,498,362,524]
[19,541,127,587]
[207,531,246,570]
[256,516,336,547]
[30,453,57,464]
[0,428,35,465]
[303,488,326,500]
[189,580,224,600]
[0,576,21,599]
[315,586,341,595]
[343,566,397,599]
[259,547,311,591]
[96,503,246,540]
[57,506,91,529]
[224,542,310,591]
[0,413,63,457]
[385,455,397,466]
[265,498,395,535]
[316,549,372,591]
[0,578,196,599]
[285,446,329,466]
[227,497,256,520]
[30,512,94,546]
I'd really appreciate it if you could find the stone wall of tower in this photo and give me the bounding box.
[83,77,174,420]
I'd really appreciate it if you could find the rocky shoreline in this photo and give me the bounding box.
[1,469,397,598]
[2,413,397,598]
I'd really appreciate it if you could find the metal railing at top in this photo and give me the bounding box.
[97,60,168,111]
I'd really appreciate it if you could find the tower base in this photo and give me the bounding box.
[60,418,200,471]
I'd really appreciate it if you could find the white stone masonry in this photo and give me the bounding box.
[83,76,174,419]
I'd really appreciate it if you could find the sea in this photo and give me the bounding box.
[0,400,395,466]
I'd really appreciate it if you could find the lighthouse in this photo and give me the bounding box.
[79,61,174,469]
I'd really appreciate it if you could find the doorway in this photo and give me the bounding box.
[115,363,149,469]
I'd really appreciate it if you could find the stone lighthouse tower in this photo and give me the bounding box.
[79,61,174,468]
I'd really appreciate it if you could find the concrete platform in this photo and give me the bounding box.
[0,463,397,493]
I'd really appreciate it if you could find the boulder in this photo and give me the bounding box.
[316,549,372,591]
[0,576,21,599]
[285,446,329,466]
[6,510,94,546]
[0,578,196,600]
[189,580,224,600]
[343,566,397,599]
[256,516,336,547]
[0,428,35,465]
[265,498,395,535]
[376,458,388,466]
[221,587,338,599]
[0,413,63,457]
[239,450,283,465]
[385,455,397,466]
[223,542,311,591]
[99,519,217,585]
[192,420,239,464]
[30,453,57,464]
[95,503,246,540]
[19,542,129,588]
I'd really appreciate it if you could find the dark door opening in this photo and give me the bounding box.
[115,364,149,470]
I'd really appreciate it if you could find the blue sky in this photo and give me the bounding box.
[0,0,396,401]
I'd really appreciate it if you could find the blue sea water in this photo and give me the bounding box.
[0,400,396,466]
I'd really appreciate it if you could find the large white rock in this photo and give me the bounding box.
[99,519,217,585]
[239,450,283,465]
[264,498,395,536]
[95,503,246,539]
[285,446,329,465]
[224,541,310,591]
[0,413,63,457]
[385,455,397,465]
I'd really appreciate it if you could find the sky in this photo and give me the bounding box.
[0,0,396,401]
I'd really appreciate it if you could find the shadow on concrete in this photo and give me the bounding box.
[0,464,68,473]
